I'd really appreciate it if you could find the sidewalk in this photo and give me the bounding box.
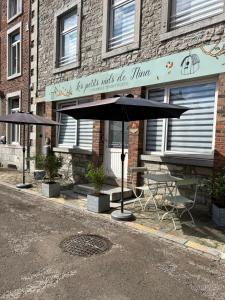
[0,168,225,260]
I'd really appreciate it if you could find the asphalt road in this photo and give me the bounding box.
[0,184,225,300]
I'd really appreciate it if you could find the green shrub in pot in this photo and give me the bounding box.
[36,153,63,197]
[210,168,225,227]
[86,163,110,213]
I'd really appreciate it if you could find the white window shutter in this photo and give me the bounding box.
[167,83,216,153]
[78,119,93,150]
[170,0,224,29]
[109,0,135,50]
[59,113,77,147]
[146,89,165,152]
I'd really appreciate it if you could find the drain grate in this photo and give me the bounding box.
[60,234,112,257]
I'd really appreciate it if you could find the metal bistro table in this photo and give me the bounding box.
[142,173,182,219]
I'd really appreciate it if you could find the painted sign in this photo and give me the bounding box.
[46,41,225,101]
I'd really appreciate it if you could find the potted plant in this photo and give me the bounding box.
[36,153,63,198]
[86,163,110,213]
[211,168,225,227]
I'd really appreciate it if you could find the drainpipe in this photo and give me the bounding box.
[26,0,32,171]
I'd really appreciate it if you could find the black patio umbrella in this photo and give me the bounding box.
[57,96,188,221]
[0,112,60,189]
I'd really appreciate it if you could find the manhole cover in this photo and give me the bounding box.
[60,234,112,257]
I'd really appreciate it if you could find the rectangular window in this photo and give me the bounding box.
[145,82,217,156]
[58,10,77,67]
[58,101,93,150]
[170,0,224,30]
[109,0,135,50]
[8,29,21,77]
[8,97,20,144]
[146,89,165,152]
[8,0,22,20]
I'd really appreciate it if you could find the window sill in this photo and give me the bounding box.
[160,13,225,41]
[7,73,21,81]
[102,41,139,59]
[53,61,80,74]
[140,154,214,168]
[2,143,22,148]
[53,147,92,155]
[7,12,22,24]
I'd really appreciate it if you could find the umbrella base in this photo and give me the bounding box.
[111,210,134,221]
[16,183,33,189]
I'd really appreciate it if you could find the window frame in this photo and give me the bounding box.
[59,10,77,67]
[102,0,141,59]
[7,22,22,80]
[53,1,81,74]
[7,0,22,23]
[56,99,93,150]
[160,0,225,41]
[57,101,79,148]
[144,78,218,159]
[6,91,21,145]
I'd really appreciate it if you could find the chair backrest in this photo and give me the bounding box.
[175,178,200,204]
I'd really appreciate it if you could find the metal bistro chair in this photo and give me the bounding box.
[162,178,200,229]
[130,167,149,211]
[130,167,161,219]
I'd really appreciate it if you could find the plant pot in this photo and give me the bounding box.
[212,203,225,227]
[87,193,110,213]
[34,170,46,180]
[42,182,60,198]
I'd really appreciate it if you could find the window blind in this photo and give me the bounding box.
[109,0,135,50]
[59,113,77,146]
[78,119,93,150]
[146,89,164,152]
[167,83,216,153]
[170,0,224,29]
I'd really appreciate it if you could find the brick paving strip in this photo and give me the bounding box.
[0,169,224,262]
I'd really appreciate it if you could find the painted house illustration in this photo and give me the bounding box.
[181,54,200,75]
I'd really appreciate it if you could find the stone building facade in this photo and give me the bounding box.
[36,0,225,203]
[0,0,38,170]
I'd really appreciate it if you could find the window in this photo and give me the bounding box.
[102,0,141,58]
[8,29,21,77]
[109,0,135,50]
[160,0,225,40]
[8,0,22,20]
[8,97,20,144]
[145,82,217,157]
[59,10,77,66]
[58,102,93,150]
[54,2,81,72]
[170,0,224,30]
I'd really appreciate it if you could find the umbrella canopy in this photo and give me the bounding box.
[57,96,188,121]
[0,111,60,189]
[0,111,60,126]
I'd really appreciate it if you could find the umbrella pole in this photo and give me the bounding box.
[22,124,26,185]
[121,121,125,214]
[16,124,32,189]
[111,120,133,221]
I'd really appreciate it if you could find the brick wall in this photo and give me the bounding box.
[0,0,30,170]
[214,73,225,171]
[92,94,105,166]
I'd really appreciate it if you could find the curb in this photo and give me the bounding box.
[0,181,224,261]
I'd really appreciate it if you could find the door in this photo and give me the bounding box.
[104,121,129,180]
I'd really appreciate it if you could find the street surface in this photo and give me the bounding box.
[0,184,225,300]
